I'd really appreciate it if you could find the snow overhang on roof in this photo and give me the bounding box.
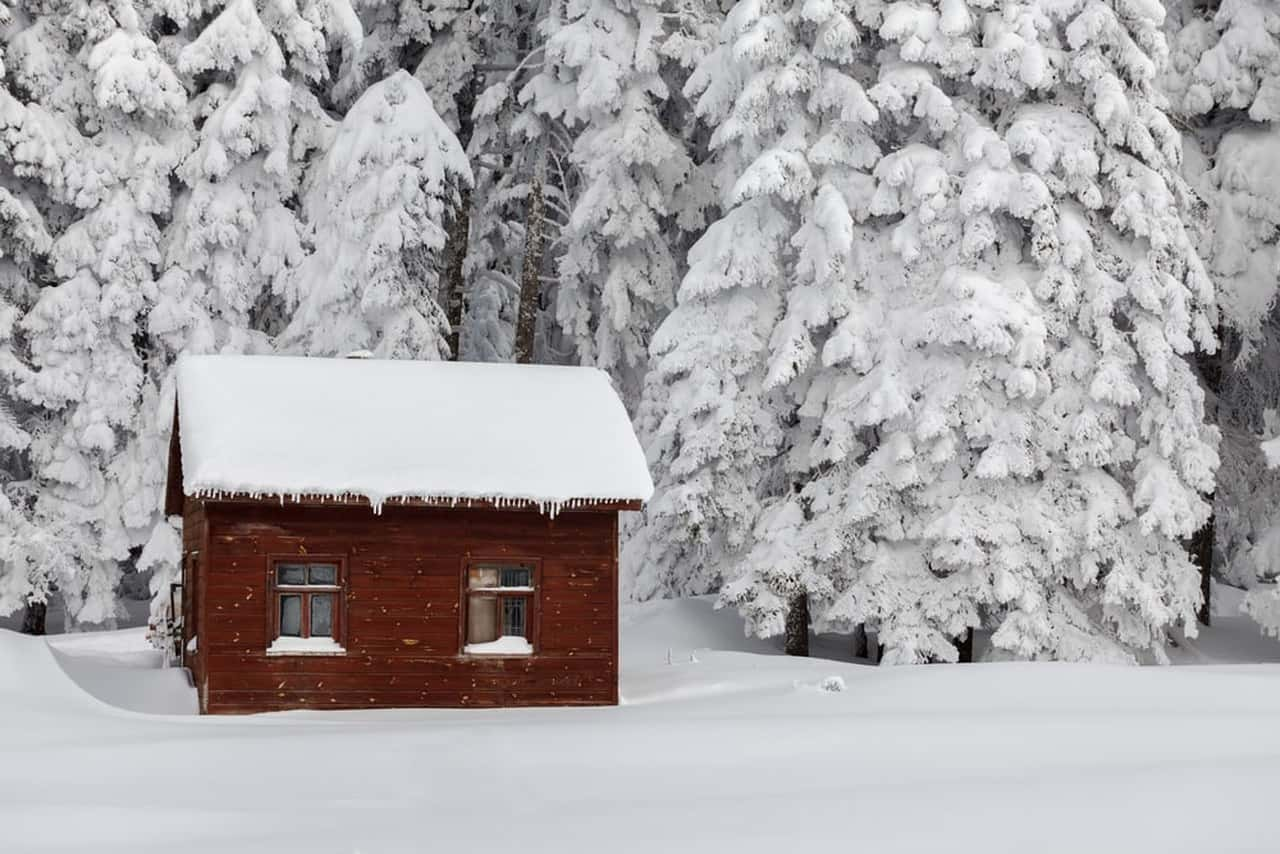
[171,355,654,515]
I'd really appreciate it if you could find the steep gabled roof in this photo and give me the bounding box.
[166,355,653,515]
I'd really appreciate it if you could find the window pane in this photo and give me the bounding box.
[502,597,526,637]
[277,565,306,586]
[499,567,531,588]
[308,564,337,586]
[468,567,499,589]
[311,594,334,637]
[467,595,500,644]
[279,595,302,637]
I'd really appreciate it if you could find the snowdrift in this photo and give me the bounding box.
[0,629,104,714]
[4,602,1280,853]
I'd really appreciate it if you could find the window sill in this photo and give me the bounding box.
[463,637,534,656]
[266,638,347,656]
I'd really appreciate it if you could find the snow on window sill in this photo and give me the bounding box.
[463,636,534,656]
[266,637,347,656]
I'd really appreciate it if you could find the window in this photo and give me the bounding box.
[464,562,535,655]
[268,561,345,655]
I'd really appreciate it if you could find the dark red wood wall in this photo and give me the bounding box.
[186,501,619,714]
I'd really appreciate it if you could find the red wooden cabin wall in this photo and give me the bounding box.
[186,501,619,714]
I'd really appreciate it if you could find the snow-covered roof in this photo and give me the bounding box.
[173,355,653,513]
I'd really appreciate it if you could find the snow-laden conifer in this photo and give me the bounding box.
[627,0,879,611]
[3,0,191,627]
[1169,0,1280,633]
[151,0,312,359]
[522,0,705,399]
[806,0,1219,662]
[281,70,472,357]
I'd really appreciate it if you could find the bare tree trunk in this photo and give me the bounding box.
[852,623,869,659]
[441,78,478,360]
[442,186,472,360]
[1192,521,1214,627]
[21,601,46,636]
[784,592,809,657]
[956,629,974,663]
[513,162,546,365]
[1192,325,1227,627]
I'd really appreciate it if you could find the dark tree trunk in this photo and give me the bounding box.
[21,601,46,636]
[852,625,884,663]
[784,592,809,657]
[956,629,974,664]
[513,166,546,364]
[441,78,478,360]
[1192,520,1214,627]
[442,186,472,360]
[852,623,869,659]
[1192,325,1228,626]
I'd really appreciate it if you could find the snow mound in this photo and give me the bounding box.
[0,629,196,718]
[620,595,780,666]
[48,628,197,714]
[0,629,100,713]
[175,355,654,514]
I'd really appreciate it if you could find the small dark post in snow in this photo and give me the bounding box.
[785,592,809,657]
[21,601,46,636]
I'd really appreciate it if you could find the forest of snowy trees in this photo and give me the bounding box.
[2,0,1280,664]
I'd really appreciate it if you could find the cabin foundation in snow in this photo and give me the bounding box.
[164,355,653,714]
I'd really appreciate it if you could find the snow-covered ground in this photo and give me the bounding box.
[4,595,1280,853]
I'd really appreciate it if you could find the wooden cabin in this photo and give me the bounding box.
[163,354,653,715]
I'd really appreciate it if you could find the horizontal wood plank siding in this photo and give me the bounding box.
[193,502,618,713]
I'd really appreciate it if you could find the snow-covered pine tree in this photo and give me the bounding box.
[701,0,883,649]
[0,40,56,629]
[0,487,86,634]
[328,0,483,356]
[3,0,191,628]
[457,24,525,362]
[0,111,48,458]
[804,0,1219,662]
[627,0,880,622]
[151,0,321,360]
[461,0,571,364]
[459,123,523,362]
[521,0,706,401]
[333,0,476,114]
[1169,0,1280,632]
[1175,0,1280,131]
[281,70,472,357]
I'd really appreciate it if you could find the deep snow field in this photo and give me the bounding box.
[4,593,1280,853]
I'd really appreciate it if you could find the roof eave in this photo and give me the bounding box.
[184,492,644,514]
